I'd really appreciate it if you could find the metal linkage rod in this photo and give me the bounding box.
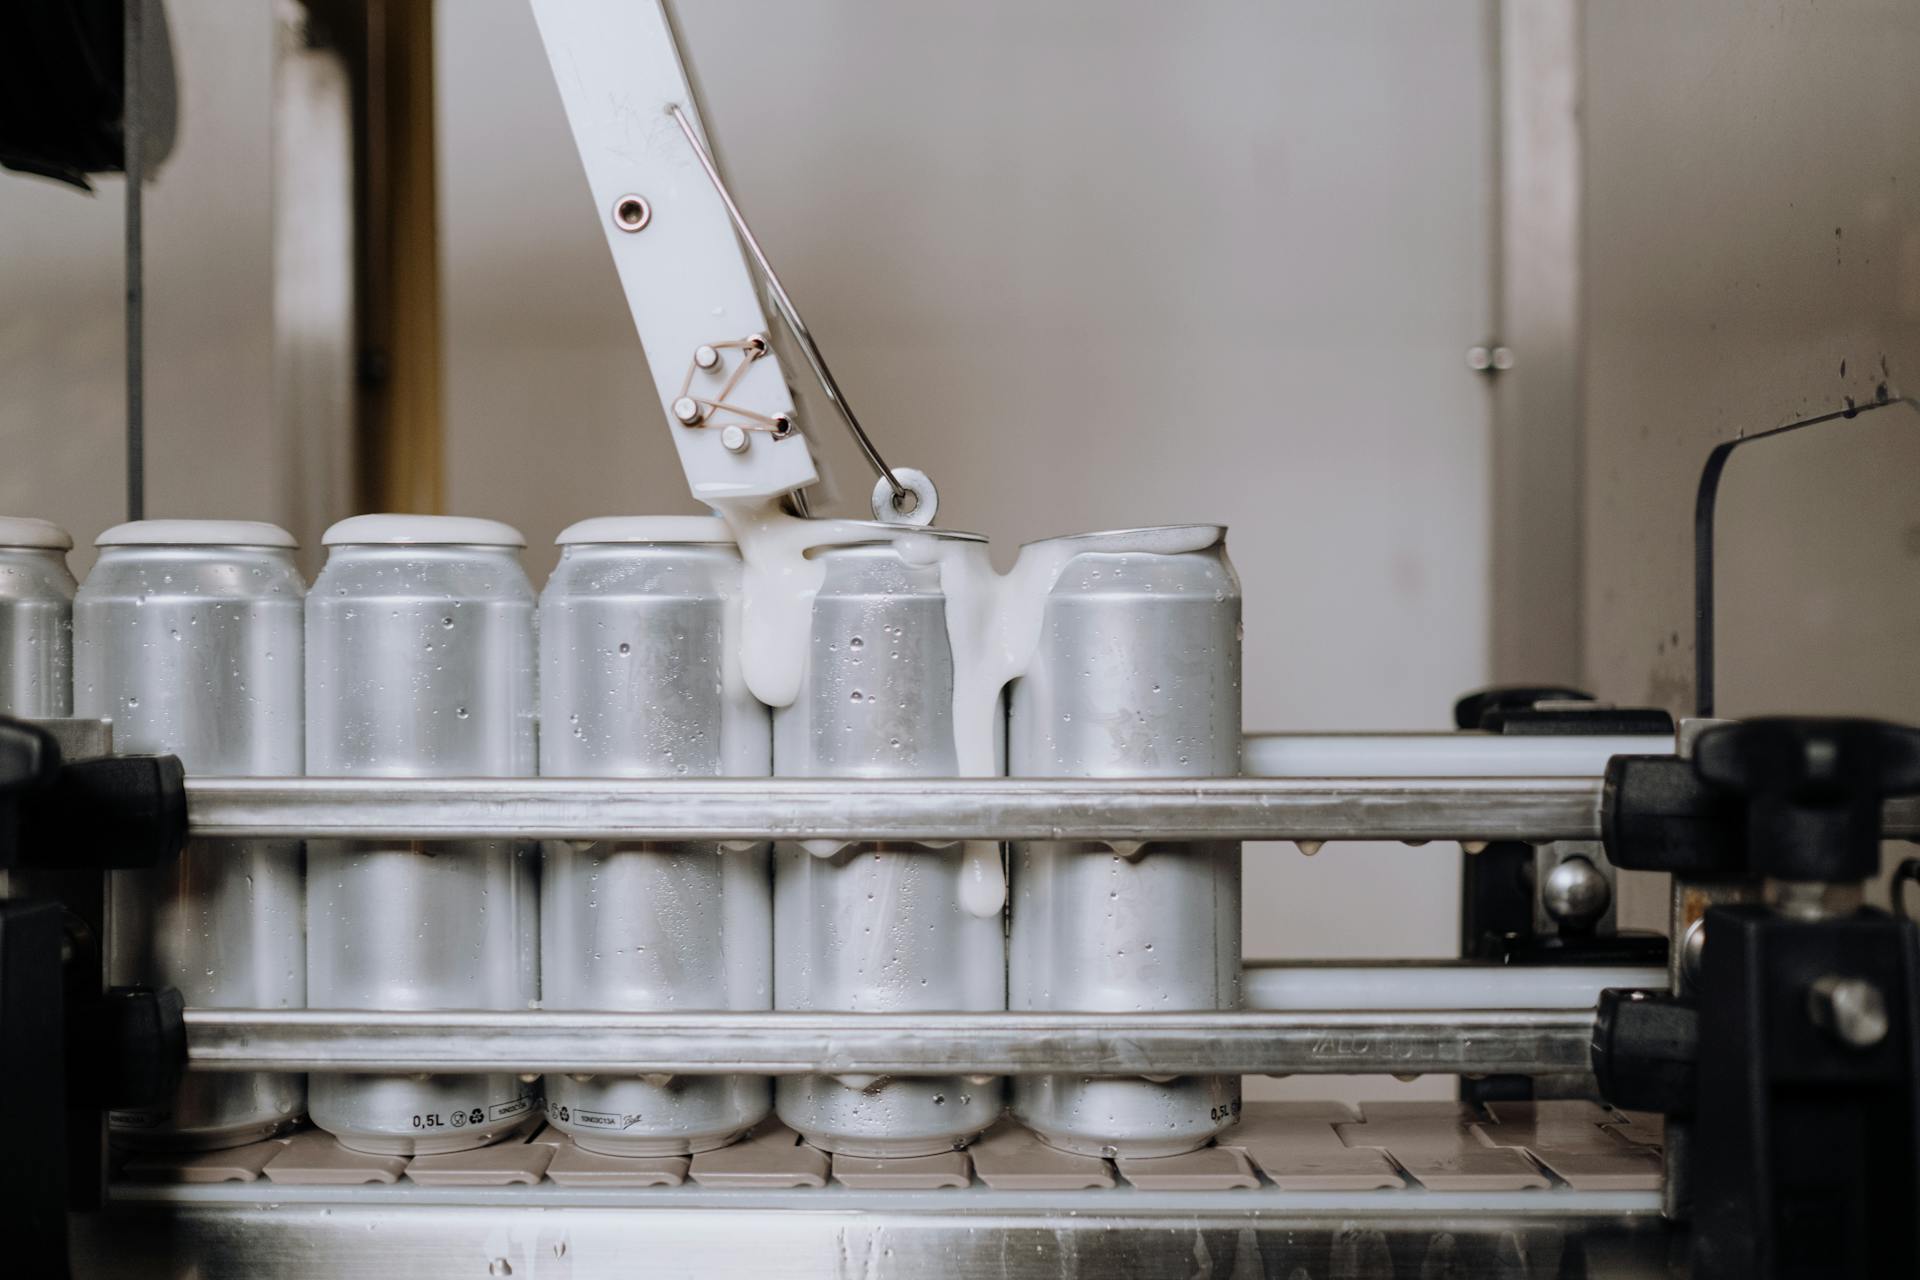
[184,1008,1598,1078]
[186,775,1604,843]
[182,776,1920,844]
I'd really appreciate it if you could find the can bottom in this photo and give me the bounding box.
[567,1125,755,1158]
[776,1074,1002,1157]
[328,1116,538,1157]
[109,1117,292,1153]
[1013,1074,1239,1160]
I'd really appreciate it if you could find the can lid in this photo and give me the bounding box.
[1020,524,1225,554]
[97,519,297,549]
[815,521,988,547]
[0,517,74,550]
[556,516,734,546]
[322,514,525,548]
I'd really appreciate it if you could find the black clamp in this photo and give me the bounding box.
[1594,717,1920,1279]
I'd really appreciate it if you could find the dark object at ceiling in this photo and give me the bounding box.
[0,0,175,191]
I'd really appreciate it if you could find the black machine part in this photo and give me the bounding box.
[0,714,190,1277]
[1594,716,1920,1279]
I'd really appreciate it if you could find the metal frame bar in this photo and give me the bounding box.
[183,1007,1597,1077]
[183,775,1920,843]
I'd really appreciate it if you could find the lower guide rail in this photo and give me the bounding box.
[184,1007,1598,1077]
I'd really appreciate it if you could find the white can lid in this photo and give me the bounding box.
[556,516,734,546]
[323,514,526,548]
[97,519,297,549]
[1020,524,1225,554]
[0,517,74,551]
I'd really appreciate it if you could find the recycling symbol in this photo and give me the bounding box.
[470,1108,486,1125]
[556,1105,571,1122]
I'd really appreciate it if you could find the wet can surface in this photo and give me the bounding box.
[0,517,76,716]
[306,515,539,1154]
[76,520,306,1149]
[1008,526,1243,1158]
[772,527,1005,1157]
[539,516,771,1155]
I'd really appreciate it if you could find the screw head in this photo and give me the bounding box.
[672,396,704,425]
[720,424,749,453]
[1809,975,1889,1050]
[612,194,652,232]
[694,344,721,371]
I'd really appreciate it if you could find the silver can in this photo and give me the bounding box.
[539,516,771,1155]
[0,517,76,716]
[306,514,539,1154]
[75,520,306,1149]
[1008,526,1243,1158]
[773,527,1005,1156]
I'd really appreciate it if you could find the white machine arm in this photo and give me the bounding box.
[529,0,817,504]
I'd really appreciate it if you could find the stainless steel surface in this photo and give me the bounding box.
[76,530,305,1149]
[1010,527,1241,1158]
[1243,731,1674,777]
[182,1007,1595,1077]
[1542,853,1611,930]
[0,537,74,717]
[305,529,538,1154]
[71,1193,1681,1280]
[538,528,771,1155]
[772,536,1005,1155]
[666,102,909,508]
[176,773,1920,842]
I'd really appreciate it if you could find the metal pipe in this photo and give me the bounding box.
[181,775,1920,844]
[182,1008,1598,1077]
[185,775,1604,842]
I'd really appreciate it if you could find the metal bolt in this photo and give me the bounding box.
[1808,975,1889,1050]
[1542,855,1611,930]
[1467,344,1515,372]
[720,424,749,453]
[612,194,652,232]
[672,396,704,425]
[694,344,721,371]
[1681,917,1708,987]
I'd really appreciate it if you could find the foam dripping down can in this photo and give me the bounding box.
[305,515,539,1154]
[772,525,1006,1156]
[539,516,772,1154]
[1008,525,1243,1157]
[76,520,307,1149]
[0,517,76,716]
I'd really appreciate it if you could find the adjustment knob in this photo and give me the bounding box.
[1693,718,1920,882]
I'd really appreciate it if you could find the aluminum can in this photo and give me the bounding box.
[772,527,1005,1156]
[1008,526,1243,1157]
[539,516,771,1154]
[0,517,76,716]
[306,515,539,1154]
[75,520,305,1149]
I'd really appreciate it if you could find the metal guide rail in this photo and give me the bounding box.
[182,1007,1599,1078]
[182,774,1920,843]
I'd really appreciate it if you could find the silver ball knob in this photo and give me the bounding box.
[1542,855,1611,931]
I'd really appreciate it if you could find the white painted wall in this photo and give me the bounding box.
[439,0,1498,1099]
